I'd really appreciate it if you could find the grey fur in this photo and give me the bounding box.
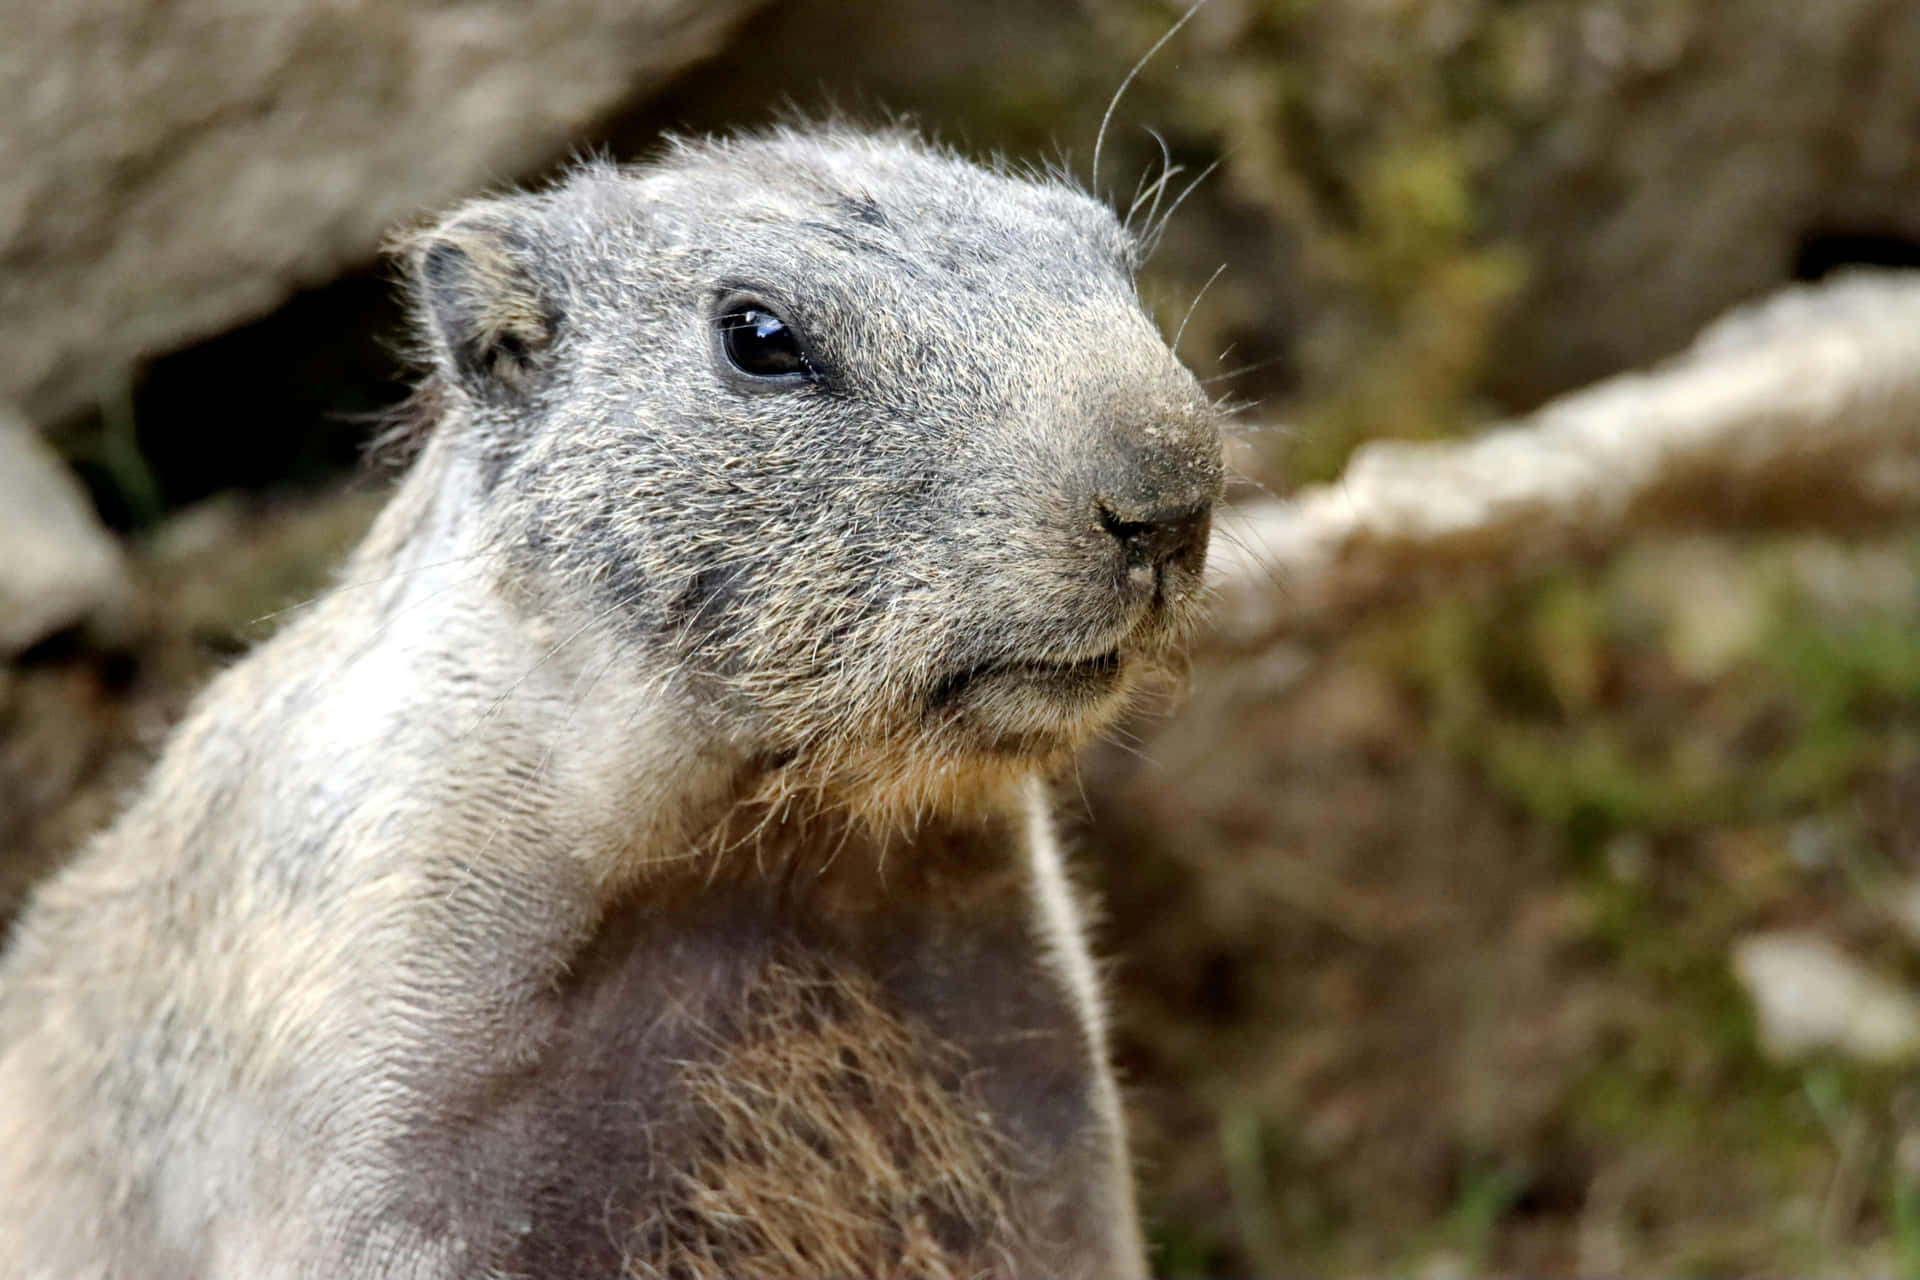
[0,126,1220,1278]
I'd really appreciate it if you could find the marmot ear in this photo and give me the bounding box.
[406,209,559,403]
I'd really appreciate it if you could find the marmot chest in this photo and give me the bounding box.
[393,863,1115,1279]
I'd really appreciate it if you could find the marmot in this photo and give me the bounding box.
[0,127,1221,1279]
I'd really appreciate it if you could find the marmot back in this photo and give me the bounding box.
[0,127,1221,1279]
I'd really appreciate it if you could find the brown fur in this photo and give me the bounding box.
[629,956,1021,1280]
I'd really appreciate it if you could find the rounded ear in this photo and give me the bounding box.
[405,205,560,403]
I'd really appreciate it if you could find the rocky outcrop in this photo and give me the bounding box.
[1481,0,1920,404]
[0,0,762,428]
[1206,271,1920,648]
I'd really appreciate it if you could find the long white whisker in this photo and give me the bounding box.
[456,594,636,745]
[1173,262,1228,355]
[1093,0,1210,197]
[1145,156,1223,259]
[249,536,509,626]
[1126,128,1178,237]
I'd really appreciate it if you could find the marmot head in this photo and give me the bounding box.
[403,127,1221,821]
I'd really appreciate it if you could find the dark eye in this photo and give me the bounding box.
[718,302,814,381]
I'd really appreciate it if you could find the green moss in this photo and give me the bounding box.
[1142,0,1555,479]
[1758,612,1920,806]
[1435,1161,1530,1273]
[1145,1220,1227,1280]
[1381,538,1920,860]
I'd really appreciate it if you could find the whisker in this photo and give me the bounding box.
[324,566,497,661]
[455,594,637,745]
[1126,129,1179,239]
[1138,127,1179,244]
[1172,262,1227,356]
[1144,156,1223,260]
[1211,504,1292,595]
[1200,354,1293,386]
[1068,759,1094,823]
[1122,139,1162,236]
[1094,732,1156,768]
[472,627,630,866]
[1220,459,1280,500]
[1093,0,1209,197]
[248,538,508,627]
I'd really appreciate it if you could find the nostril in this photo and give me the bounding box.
[1097,503,1153,548]
[1096,500,1211,571]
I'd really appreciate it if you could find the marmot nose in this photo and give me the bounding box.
[1097,499,1211,575]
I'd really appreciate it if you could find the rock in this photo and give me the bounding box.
[1888,882,1920,950]
[1732,931,1920,1064]
[1205,272,1920,648]
[0,0,762,428]
[1483,0,1920,405]
[0,407,132,657]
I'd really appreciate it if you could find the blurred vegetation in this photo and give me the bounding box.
[1098,530,1920,1275]
[1393,536,1920,1274]
[1108,0,1548,482]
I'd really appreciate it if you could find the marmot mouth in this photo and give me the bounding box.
[928,649,1123,709]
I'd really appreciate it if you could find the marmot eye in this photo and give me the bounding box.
[718,303,813,380]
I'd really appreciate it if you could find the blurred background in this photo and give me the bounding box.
[7,0,1920,1273]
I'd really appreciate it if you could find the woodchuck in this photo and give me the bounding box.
[0,126,1222,1279]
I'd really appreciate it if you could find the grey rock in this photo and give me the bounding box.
[1486,0,1920,404]
[0,0,762,427]
[0,406,131,656]
[1732,931,1920,1065]
[1205,271,1920,647]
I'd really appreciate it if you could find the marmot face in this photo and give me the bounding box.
[408,128,1222,810]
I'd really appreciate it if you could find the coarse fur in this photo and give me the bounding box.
[0,126,1221,1278]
